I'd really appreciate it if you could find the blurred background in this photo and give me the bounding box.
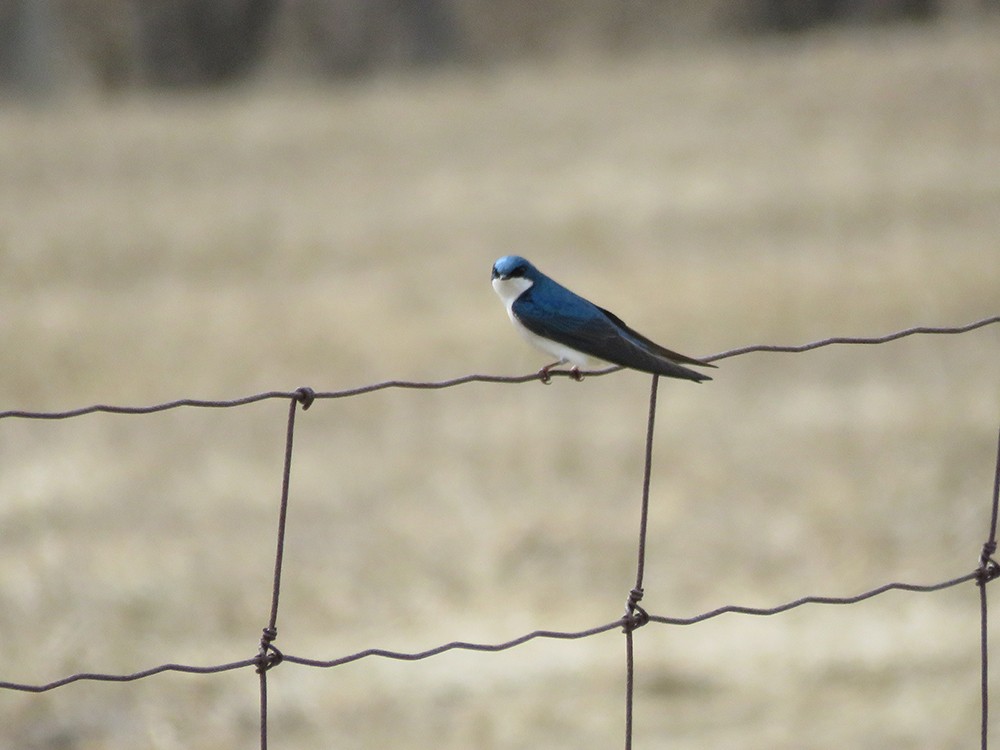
[0,0,997,92]
[1,1,999,748]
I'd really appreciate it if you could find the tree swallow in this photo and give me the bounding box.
[491,255,715,383]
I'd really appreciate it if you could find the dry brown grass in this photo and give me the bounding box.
[1,20,999,749]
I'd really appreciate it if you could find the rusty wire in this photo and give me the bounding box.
[1,315,999,750]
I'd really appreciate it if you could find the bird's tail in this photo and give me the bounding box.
[654,359,713,383]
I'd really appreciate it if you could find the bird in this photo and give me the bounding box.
[491,255,716,383]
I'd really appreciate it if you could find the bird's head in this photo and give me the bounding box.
[491,255,537,305]
[491,255,536,281]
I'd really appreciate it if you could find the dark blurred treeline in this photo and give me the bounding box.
[0,0,994,93]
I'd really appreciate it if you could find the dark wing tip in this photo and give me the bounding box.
[596,305,717,369]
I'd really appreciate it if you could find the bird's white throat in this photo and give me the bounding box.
[492,276,534,311]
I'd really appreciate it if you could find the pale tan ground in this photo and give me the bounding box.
[1,20,999,750]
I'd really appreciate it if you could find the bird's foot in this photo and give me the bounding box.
[537,363,584,384]
[538,361,563,384]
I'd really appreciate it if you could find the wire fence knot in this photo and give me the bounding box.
[981,540,997,562]
[977,550,1000,587]
[623,588,649,633]
[256,628,283,675]
[294,387,316,410]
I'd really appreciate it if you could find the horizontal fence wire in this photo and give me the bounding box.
[1,314,999,750]
[3,315,997,422]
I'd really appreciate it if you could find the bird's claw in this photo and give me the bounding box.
[537,365,584,384]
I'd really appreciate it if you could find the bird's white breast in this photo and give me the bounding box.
[514,325,592,367]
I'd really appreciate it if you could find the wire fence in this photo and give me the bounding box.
[2,314,999,749]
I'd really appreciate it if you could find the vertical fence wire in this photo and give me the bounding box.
[980,428,1000,750]
[983,580,991,750]
[624,374,659,750]
[256,388,314,749]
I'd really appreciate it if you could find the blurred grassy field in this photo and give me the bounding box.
[2,19,1000,750]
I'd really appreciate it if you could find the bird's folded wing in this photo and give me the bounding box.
[514,301,712,373]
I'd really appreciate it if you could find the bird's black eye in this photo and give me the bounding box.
[509,265,526,278]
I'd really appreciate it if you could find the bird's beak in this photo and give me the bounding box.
[491,267,503,280]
